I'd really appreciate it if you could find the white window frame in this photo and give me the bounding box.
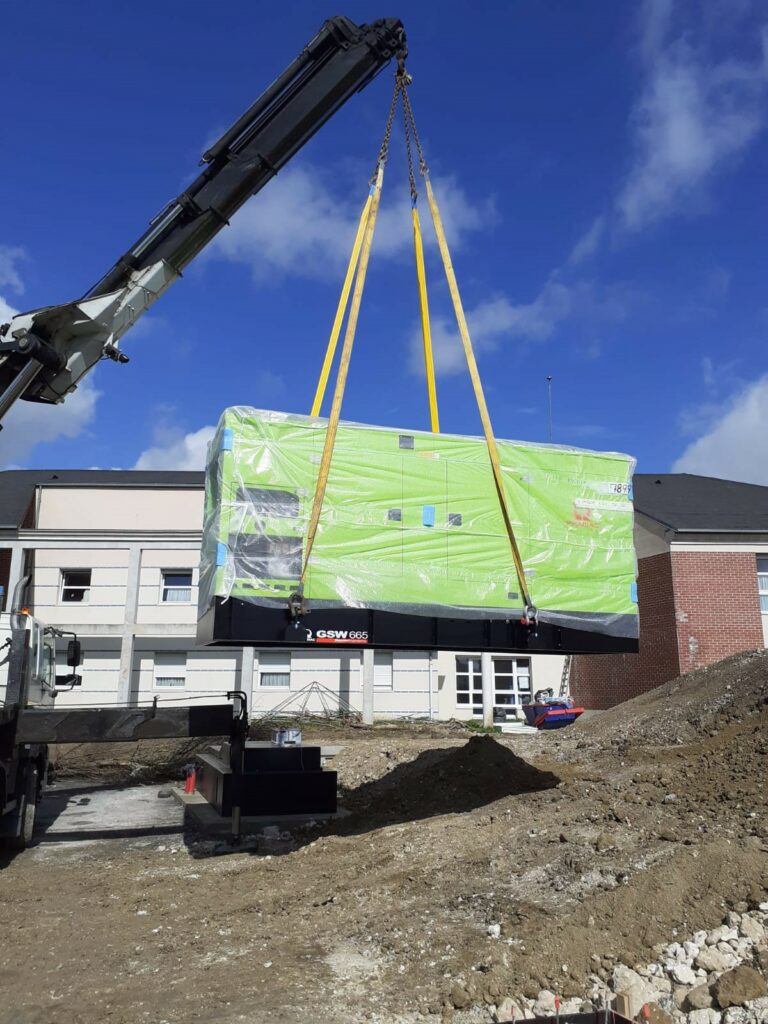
[258,651,291,689]
[455,656,482,711]
[758,555,768,614]
[373,651,394,690]
[60,568,92,604]
[456,655,533,717]
[491,656,532,716]
[160,568,194,604]
[154,651,187,689]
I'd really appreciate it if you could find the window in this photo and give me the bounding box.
[492,657,532,715]
[373,651,393,689]
[259,651,290,688]
[758,556,768,613]
[154,651,186,688]
[455,656,483,710]
[61,569,91,603]
[456,655,533,717]
[162,570,193,603]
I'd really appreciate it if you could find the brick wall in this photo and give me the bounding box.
[571,548,766,709]
[571,551,679,709]
[671,550,764,675]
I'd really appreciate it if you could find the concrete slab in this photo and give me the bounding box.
[498,722,538,735]
[35,781,185,843]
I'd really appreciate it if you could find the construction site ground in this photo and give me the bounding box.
[1,650,766,1024]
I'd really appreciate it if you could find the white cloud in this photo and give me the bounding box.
[568,217,606,265]
[212,165,493,281]
[133,423,216,471]
[672,374,768,483]
[0,371,100,469]
[617,0,768,231]
[0,246,26,296]
[132,371,286,470]
[0,293,17,324]
[411,278,631,376]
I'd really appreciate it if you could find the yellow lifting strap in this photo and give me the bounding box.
[299,166,385,588]
[411,203,440,432]
[310,191,373,418]
[423,174,535,618]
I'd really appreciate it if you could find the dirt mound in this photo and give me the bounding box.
[574,648,768,746]
[339,735,560,827]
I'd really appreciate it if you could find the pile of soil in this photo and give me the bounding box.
[570,648,768,747]
[0,651,766,1023]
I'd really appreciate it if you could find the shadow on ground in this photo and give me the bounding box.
[333,735,560,832]
[183,735,561,858]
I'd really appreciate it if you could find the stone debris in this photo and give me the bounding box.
[489,906,768,1024]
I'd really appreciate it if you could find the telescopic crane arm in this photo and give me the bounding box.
[0,16,405,423]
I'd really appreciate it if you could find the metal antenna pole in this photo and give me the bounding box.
[546,375,553,443]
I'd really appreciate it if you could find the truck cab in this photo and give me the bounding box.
[1,595,81,850]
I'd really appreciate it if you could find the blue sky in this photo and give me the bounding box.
[1,0,766,482]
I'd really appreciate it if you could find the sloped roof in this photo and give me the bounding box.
[2,468,767,535]
[0,469,204,529]
[634,473,768,533]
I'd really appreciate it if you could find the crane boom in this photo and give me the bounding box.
[0,15,405,423]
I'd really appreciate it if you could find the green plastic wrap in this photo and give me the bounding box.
[198,408,638,638]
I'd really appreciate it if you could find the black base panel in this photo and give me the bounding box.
[198,763,337,816]
[197,598,638,654]
[243,744,322,772]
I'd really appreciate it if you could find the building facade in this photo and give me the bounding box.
[571,474,768,709]
[0,470,564,721]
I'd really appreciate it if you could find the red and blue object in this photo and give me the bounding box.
[522,700,584,730]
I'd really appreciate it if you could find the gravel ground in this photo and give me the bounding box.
[0,650,766,1024]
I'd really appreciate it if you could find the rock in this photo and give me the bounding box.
[738,916,766,944]
[611,965,659,1018]
[595,832,614,852]
[684,941,701,960]
[533,990,557,1016]
[713,966,767,1009]
[493,997,523,1022]
[725,912,742,928]
[746,996,768,1019]
[693,931,708,946]
[707,926,738,946]
[669,963,697,986]
[487,924,501,939]
[688,1010,721,1024]
[722,1009,749,1024]
[559,998,582,1014]
[450,983,472,1010]
[672,985,690,1009]
[642,1004,674,1024]
[684,984,714,1011]
[696,946,738,973]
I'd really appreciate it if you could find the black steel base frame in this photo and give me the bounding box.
[197,598,638,654]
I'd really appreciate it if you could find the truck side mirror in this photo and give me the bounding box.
[67,639,82,668]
